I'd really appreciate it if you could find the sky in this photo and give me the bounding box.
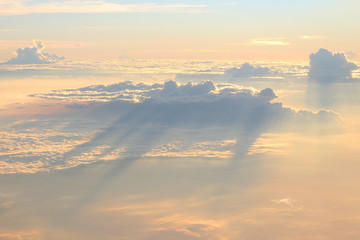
[1,0,360,60]
[1,1,360,240]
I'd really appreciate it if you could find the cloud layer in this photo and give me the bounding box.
[2,40,64,65]
[308,48,358,80]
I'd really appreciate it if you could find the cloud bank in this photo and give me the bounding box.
[32,80,278,104]
[1,81,341,174]
[225,63,272,78]
[31,80,339,128]
[2,40,64,65]
[308,48,358,80]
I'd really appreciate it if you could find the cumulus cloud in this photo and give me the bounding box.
[30,81,342,128]
[30,81,341,136]
[308,48,358,80]
[225,63,272,78]
[2,40,64,65]
[32,80,278,104]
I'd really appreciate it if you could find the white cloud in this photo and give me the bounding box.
[300,35,325,40]
[31,80,280,104]
[272,198,296,208]
[271,198,303,212]
[228,39,290,46]
[144,139,236,159]
[0,0,207,15]
[2,40,64,65]
[308,48,358,80]
[251,39,290,46]
[225,63,273,78]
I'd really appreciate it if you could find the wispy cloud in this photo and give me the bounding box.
[0,230,41,240]
[250,39,290,46]
[228,38,290,46]
[271,198,303,212]
[300,35,326,40]
[0,0,208,15]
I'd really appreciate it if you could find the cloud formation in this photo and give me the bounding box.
[32,80,278,104]
[2,40,64,65]
[224,63,272,78]
[308,48,358,80]
[1,80,341,174]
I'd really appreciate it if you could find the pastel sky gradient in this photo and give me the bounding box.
[1,1,360,240]
[1,0,360,60]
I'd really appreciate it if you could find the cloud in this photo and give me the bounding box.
[308,48,358,80]
[272,198,296,208]
[118,55,134,61]
[228,39,290,46]
[251,39,290,46]
[2,40,64,65]
[150,215,224,239]
[144,139,236,159]
[1,80,341,174]
[0,231,41,240]
[345,51,358,60]
[271,198,303,213]
[300,35,325,40]
[32,80,277,103]
[224,63,273,78]
[0,0,207,15]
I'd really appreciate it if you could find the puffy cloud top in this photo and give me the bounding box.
[32,80,277,104]
[225,63,272,78]
[308,48,358,80]
[2,40,64,65]
[159,80,216,101]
